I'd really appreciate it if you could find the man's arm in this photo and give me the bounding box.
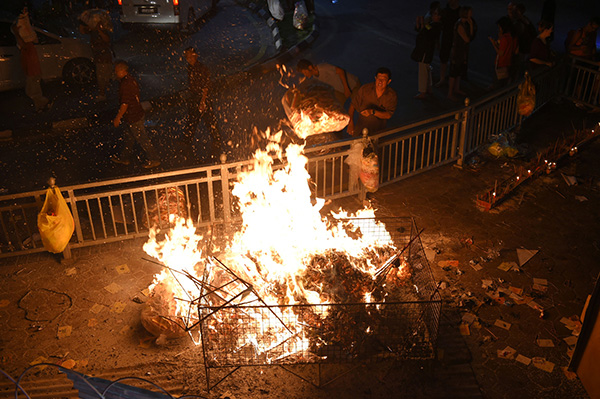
[335,66,352,98]
[113,103,128,127]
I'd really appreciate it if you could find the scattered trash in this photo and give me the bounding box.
[104,283,122,294]
[111,302,126,314]
[115,264,130,274]
[498,261,519,272]
[60,359,76,369]
[562,367,578,380]
[90,303,104,314]
[497,346,516,359]
[561,173,577,186]
[517,248,539,267]
[563,336,578,346]
[438,260,459,268]
[516,354,532,365]
[575,195,588,202]
[459,323,470,336]
[481,279,494,289]
[57,325,72,339]
[494,319,511,330]
[532,357,555,373]
[536,339,555,347]
[462,312,477,324]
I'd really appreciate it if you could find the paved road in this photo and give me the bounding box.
[0,0,598,195]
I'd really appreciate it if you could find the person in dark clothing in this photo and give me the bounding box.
[111,61,161,169]
[412,3,442,99]
[436,0,460,87]
[79,16,113,102]
[528,21,554,71]
[447,6,476,101]
[183,47,222,159]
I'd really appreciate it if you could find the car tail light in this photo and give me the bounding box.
[174,0,179,15]
[118,0,123,14]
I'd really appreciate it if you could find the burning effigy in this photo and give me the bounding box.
[141,133,440,386]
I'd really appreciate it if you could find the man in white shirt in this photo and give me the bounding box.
[296,59,360,106]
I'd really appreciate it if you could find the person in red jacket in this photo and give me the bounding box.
[489,16,518,88]
[111,61,161,169]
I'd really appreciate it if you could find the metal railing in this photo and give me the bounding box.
[563,56,600,110]
[0,57,590,259]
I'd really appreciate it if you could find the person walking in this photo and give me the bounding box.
[79,10,113,102]
[347,67,397,136]
[183,47,222,159]
[11,7,50,113]
[111,61,161,169]
[412,3,442,99]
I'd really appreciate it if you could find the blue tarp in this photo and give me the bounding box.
[62,368,172,399]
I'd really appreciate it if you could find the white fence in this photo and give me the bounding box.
[0,58,588,259]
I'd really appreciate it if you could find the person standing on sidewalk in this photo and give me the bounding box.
[183,47,222,159]
[11,7,51,113]
[347,67,397,136]
[412,3,442,99]
[111,61,161,169]
[79,12,113,102]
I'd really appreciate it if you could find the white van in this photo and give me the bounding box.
[117,0,217,30]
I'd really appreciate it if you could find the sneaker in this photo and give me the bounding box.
[111,155,130,165]
[142,160,161,169]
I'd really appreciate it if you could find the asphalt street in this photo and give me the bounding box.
[0,0,598,195]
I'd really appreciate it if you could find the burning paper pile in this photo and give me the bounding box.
[279,65,350,139]
[142,136,420,360]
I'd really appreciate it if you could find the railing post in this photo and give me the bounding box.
[454,98,470,168]
[220,153,230,223]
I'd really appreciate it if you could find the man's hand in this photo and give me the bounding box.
[360,109,374,117]
[347,120,355,136]
[113,116,121,128]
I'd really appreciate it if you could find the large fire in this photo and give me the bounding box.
[142,133,408,357]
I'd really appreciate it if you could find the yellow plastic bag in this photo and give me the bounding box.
[37,186,74,253]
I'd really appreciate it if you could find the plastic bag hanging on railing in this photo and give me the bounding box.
[37,186,74,253]
[517,71,536,116]
[360,137,379,193]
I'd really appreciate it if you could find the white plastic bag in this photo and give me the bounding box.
[15,9,37,43]
[267,0,285,21]
[293,0,309,30]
